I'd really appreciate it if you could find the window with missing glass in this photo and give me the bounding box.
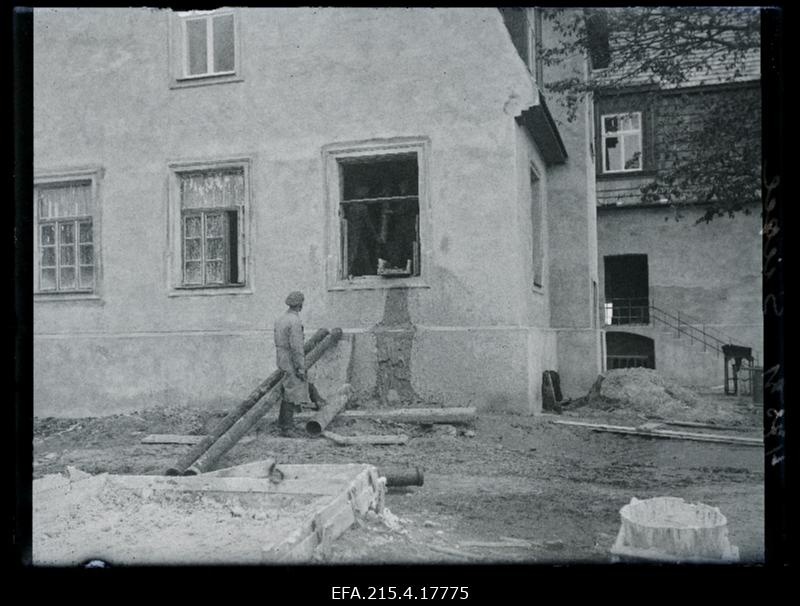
[338,154,421,279]
[34,174,100,295]
[170,162,249,290]
[601,112,643,173]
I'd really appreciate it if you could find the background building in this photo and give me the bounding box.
[591,12,762,387]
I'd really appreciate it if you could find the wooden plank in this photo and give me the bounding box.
[298,407,476,425]
[549,418,762,446]
[141,434,207,445]
[322,431,409,446]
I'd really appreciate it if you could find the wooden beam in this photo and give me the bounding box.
[548,418,762,446]
[322,431,410,446]
[141,434,207,445]
[299,407,476,425]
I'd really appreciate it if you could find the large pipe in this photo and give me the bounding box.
[185,328,344,475]
[379,466,424,487]
[164,328,329,476]
[305,384,353,436]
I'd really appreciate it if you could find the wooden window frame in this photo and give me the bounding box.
[600,111,644,174]
[168,158,252,296]
[169,9,243,89]
[323,138,432,292]
[33,168,103,300]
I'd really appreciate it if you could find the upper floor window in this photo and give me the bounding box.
[34,169,102,296]
[170,9,242,88]
[601,112,643,173]
[168,160,250,292]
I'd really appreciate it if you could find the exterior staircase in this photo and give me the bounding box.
[601,298,760,392]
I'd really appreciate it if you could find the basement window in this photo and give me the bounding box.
[338,154,420,279]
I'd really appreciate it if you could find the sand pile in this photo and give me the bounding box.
[583,368,699,418]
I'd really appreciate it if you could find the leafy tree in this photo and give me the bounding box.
[539,7,761,222]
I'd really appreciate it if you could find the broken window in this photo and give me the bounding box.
[338,154,420,279]
[179,9,237,79]
[177,167,245,287]
[35,179,96,293]
[601,111,643,173]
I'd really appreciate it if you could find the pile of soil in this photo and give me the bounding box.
[569,368,758,426]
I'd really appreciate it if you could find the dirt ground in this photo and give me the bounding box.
[32,378,764,564]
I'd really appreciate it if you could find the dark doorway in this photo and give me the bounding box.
[606,332,655,369]
[604,254,649,324]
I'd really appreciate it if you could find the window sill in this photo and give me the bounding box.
[170,74,244,90]
[34,292,102,303]
[169,286,253,297]
[328,277,430,292]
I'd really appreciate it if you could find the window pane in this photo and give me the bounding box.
[206,213,224,237]
[61,244,75,266]
[41,268,57,290]
[212,14,235,72]
[60,267,76,289]
[603,116,619,133]
[41,247,56,267]
[206,237,225,260]
[185,238,202,261]
[79,221,93,243]
[80,244,94,265]
[41,224,55,245]
[623,134,642,169]
[79,266,94,289]
[620,113,640,130]
[604,136,622,171]
[184,215,202,238]
[60,222,75,244]
[205,260,224,284]
[180,170,244,209]
[184,261,202,284]
[37,182,91,218]
[186,18,208,75]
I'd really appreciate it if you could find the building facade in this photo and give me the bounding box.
[591,15,762,387]
[33,7,601,417]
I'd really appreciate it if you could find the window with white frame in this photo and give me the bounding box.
[601,112,643,173]
[35,176,98,294]
[174,9,239,82]
[171,164,248,288]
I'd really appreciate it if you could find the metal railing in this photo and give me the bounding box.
[601,297,759,364]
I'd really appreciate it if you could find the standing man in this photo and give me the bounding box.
[274,291,327,435]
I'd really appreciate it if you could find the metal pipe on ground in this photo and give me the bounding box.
[379,467,424,487]
[184,328,344,475]
[305,384,353,436]
[164,328,330,476]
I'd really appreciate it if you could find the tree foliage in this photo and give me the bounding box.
[540,7,761,222]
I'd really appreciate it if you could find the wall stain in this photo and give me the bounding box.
[372,287,420,406]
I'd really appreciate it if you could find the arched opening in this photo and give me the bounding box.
[606,332,655,370]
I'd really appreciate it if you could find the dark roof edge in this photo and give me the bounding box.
[516,92,568,166]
